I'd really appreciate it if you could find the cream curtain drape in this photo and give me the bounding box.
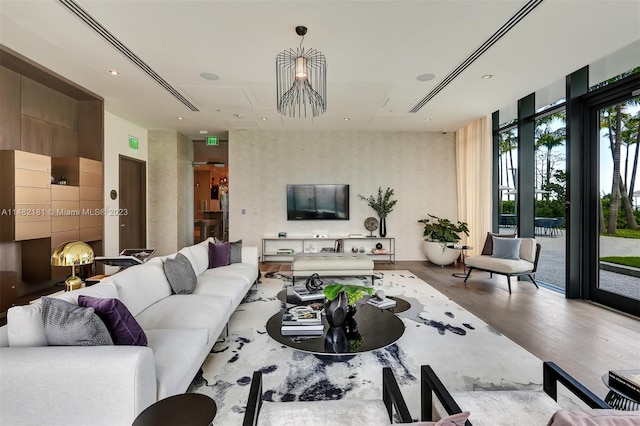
[455,115,493,256]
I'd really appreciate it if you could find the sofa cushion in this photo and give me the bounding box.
[107,261,173,317]
[145,328,209,399]
[481,232,515,255]
[6,304,47,347]
[179,237,214,276]
[208,241,230,268]
[229,239,243,263]
[199,262,258,288]
[164,253,197,294]
[492,236,522,260]
[78,295,147,346]
[193,274,251,311]
[41,297,113,346]
[52,281,119,305]
[134,295,230,345]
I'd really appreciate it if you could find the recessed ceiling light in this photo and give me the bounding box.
[178,116,183,120]
[199,130,208,134]
[261,117,268,121]
[424,118,432,121]
[344,117,351,121]
[482,74,494,79]
[200,72,221,81]
[416,73,436,82]
[107,70,119,76]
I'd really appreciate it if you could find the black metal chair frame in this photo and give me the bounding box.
[420,361,611,425]
[464,243,542,294]
[242,367,413,425]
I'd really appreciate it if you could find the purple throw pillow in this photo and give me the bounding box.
[208,241,230,268]
[78,295,147,346]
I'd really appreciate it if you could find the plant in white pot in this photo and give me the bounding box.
[418,214,469,266]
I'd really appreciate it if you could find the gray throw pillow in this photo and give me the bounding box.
[491,236,522,261]
[229,239,243,264]
[481,232,516,255]
[164,252,197,294]
[41,297,113,346]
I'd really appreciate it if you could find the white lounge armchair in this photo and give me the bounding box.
[463,236,541,294]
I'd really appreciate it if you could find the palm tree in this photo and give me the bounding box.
[535,112,566,200]
[499,130,518,192]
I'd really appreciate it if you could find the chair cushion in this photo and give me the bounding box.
[465,255,534,274]
[452,390,561,426]
[258,399,391,426]
[547,409,640,425]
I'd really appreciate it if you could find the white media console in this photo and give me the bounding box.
[261,236,395,263]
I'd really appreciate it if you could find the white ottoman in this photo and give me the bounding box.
[291,253,374,284]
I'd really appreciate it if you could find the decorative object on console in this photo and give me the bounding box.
[276,26,327,118]
[364,217,379,237]
[51,241,95,291]
[418,214,469,266]
[358,187,397,237]
[375,243,383,250]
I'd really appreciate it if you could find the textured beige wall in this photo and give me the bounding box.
[229,130,458,261]
[148,130,193,255]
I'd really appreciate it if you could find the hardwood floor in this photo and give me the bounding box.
[261,260,640,398]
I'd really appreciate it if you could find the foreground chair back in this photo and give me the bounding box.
[420,362,640,426]
[242,367,412,425]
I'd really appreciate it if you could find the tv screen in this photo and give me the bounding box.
[287,184,350,220]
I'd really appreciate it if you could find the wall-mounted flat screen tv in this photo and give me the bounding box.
[287,184,350,220]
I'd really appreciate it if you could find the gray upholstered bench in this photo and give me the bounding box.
[291,253,374,284]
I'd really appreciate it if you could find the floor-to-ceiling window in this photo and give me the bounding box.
[591,88,640,309]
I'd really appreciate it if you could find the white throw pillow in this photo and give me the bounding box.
[7,303,47,347]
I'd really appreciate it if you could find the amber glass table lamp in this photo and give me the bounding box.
[51,241,94,291]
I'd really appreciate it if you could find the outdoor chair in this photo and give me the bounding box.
[421,362,640,426]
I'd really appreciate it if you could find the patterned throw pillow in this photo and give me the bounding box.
[41,297,113,346]
[78,295,147,346]
[164,252,198,294]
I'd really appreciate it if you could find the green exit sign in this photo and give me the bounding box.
[206,136,219,146]
[128,136,139,150]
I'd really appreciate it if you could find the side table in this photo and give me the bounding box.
[449,245,473,278]
[133,393,217,426]
[602,373,640,411]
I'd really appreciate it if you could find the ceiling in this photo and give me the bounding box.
[1,0,639,141]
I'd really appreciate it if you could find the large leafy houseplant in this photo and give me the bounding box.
[418,214,469,244]
[358,187,397,218]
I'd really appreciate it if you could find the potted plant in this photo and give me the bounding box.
[418,214,469,266]
[358,187,397,237]
[323,284,373,327]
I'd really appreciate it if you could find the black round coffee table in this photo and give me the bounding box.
[266,303,405,360]
[132,393,217,426]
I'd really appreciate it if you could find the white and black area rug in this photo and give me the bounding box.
[189,271,544,424]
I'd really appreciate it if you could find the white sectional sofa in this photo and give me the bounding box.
[0,237,259,426]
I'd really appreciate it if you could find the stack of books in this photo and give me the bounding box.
[281,306,324,336]
[608,370,640,400]
[292,285,325,301]
[367,296,396,309]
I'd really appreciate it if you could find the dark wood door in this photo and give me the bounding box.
[119,155,146,250]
